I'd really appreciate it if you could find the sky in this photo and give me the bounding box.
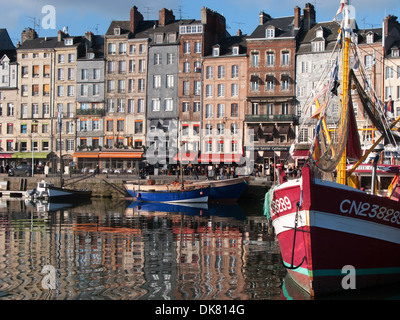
[2,0,400,46]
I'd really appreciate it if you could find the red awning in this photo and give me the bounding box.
[0,153,13,159]
[292,150,310,159]
[173,151,198,162]
[198,153,243,163]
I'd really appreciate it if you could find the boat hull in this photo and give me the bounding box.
[41,186,92,201]
[269,166,400,296]
[126,187,209,203]
[124,177,249,203]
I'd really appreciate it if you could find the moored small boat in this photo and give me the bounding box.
[29,180,92,202]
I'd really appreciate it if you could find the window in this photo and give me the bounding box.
[44,65,50,77]
[184,42,190,54]
[80,120,87,131]
[153,75,161,89]
[217,123,224,135]
[250,76,259,91]
[231,123,239,135]
[21,66,28,77]
[68,85,74,96]
[68,53,75,63]
[206,84,213,97]
[21,104,28,117]
[183,81,190,95]
[33,85,39,96]
[182,102,190,112]
[129,60,135,73]
[213,47,220,56]
[93,84,100,96]
[154,53,162,65]
[312,41,325,52]
[66,139,74,151]
[205,124,213,135]
[119,43,126,54]
[117,98,125,112]
[206,66,213,79]
[217,141,224,153]
[217,84,225,97]
[194,81,201,95]
[281,78,289,90]
[65,38,73,46]
[117,120,124,132]
[139,44,146,54]
[42,141,49,150]
[267,103,274,115]
[167,53,175,64]
[195,42,202,53]
[7,123,13,134]
[167,33,176,43]
[266,28,275,38]
[81,84,88,96]
[128,99,135,113]
[33,65,39,77]
[231,65,239,78]
[282,51,290,65]
[386,67,394,79]
[32,104,39,117]
[282,103,289,114]
[92,120,100,131]
[164,98,173,111]
[205,140,212,152]
[166,75,174,88]
[232,46,239,55]
[108,43,116,54]
[183,61,190,73]
[58,54,65,63]
[43,84,50,96]
[217,104,225,118]
[231,84,238,97]
[107,99,114,112]
[193,125,200,136]
[366,33,374,44]
[135,121,143,134]
[252,103,259,115]
[118,61,126,74]
[301,61,311,73]
[182,125,189,136]
[138,60,145,73]
[21,124,27,134]
[81,69,89,80]
[231,103,238,117]
[232,141,238,152]
[151,99,160,111]
[218,65,225,78]
[43,104,50,116]
[194,102,200,112]
[68,68,74,80]
[106,120,113,132]
[206,104,213,118]
[138,99,145,113]
[251,52,259,67]
[138,79,145,92]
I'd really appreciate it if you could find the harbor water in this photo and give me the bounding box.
[0,197,399,301]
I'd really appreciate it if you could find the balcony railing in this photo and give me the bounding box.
[76,109,105,116]
[245,114,298,123]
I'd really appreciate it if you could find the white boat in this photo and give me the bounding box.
[28,180,92,202]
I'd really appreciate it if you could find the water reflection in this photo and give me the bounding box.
[0,199,285,300]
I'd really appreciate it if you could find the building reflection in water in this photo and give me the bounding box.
[0,199,285,300]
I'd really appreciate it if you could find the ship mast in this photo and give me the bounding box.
[336,0,351,185]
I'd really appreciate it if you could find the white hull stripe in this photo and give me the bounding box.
[163,196,209,203]
[273,210,400,245]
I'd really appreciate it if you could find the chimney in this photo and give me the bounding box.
[21,27,38,44]
[294,6,301,29]
[57,30,66,42]
[303,3,316,31]
[159,8,175,26]
[259,12,267,25]
[130,6,144,34]
[237,29,242,36]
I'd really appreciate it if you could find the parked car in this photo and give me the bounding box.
[8,164,32,177]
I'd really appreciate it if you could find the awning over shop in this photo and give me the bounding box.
[198,153,243,163]
[12,152,51,159]
[73,152,100,158]
[263,125,275,134]
[0,153,13,159]
[173,151,198,162]
[99,152,143,159]
[292,150,310,159]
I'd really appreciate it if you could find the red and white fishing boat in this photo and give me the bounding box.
[265,0,400,296]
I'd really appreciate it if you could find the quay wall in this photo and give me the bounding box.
[0,174,272,201]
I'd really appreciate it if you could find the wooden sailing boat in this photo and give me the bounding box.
[265,0,400,296]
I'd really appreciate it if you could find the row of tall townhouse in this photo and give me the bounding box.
[0,4,399,172]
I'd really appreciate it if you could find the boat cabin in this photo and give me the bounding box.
[346,164,399,195]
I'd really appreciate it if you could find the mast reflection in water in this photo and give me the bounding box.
[0,199,285,300]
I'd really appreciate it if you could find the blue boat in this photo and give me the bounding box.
[124,176,249,203]
[125,185,209,203]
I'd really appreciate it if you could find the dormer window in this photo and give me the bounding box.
[213,47,220,57]
[232,46,239,55]
[88,52,95,59]
[366,33,374,44]
[312,40,325,52]
[266,28,275,39]
[391,48,399,58]
[64,38,73,46]
[114,27,121,36]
